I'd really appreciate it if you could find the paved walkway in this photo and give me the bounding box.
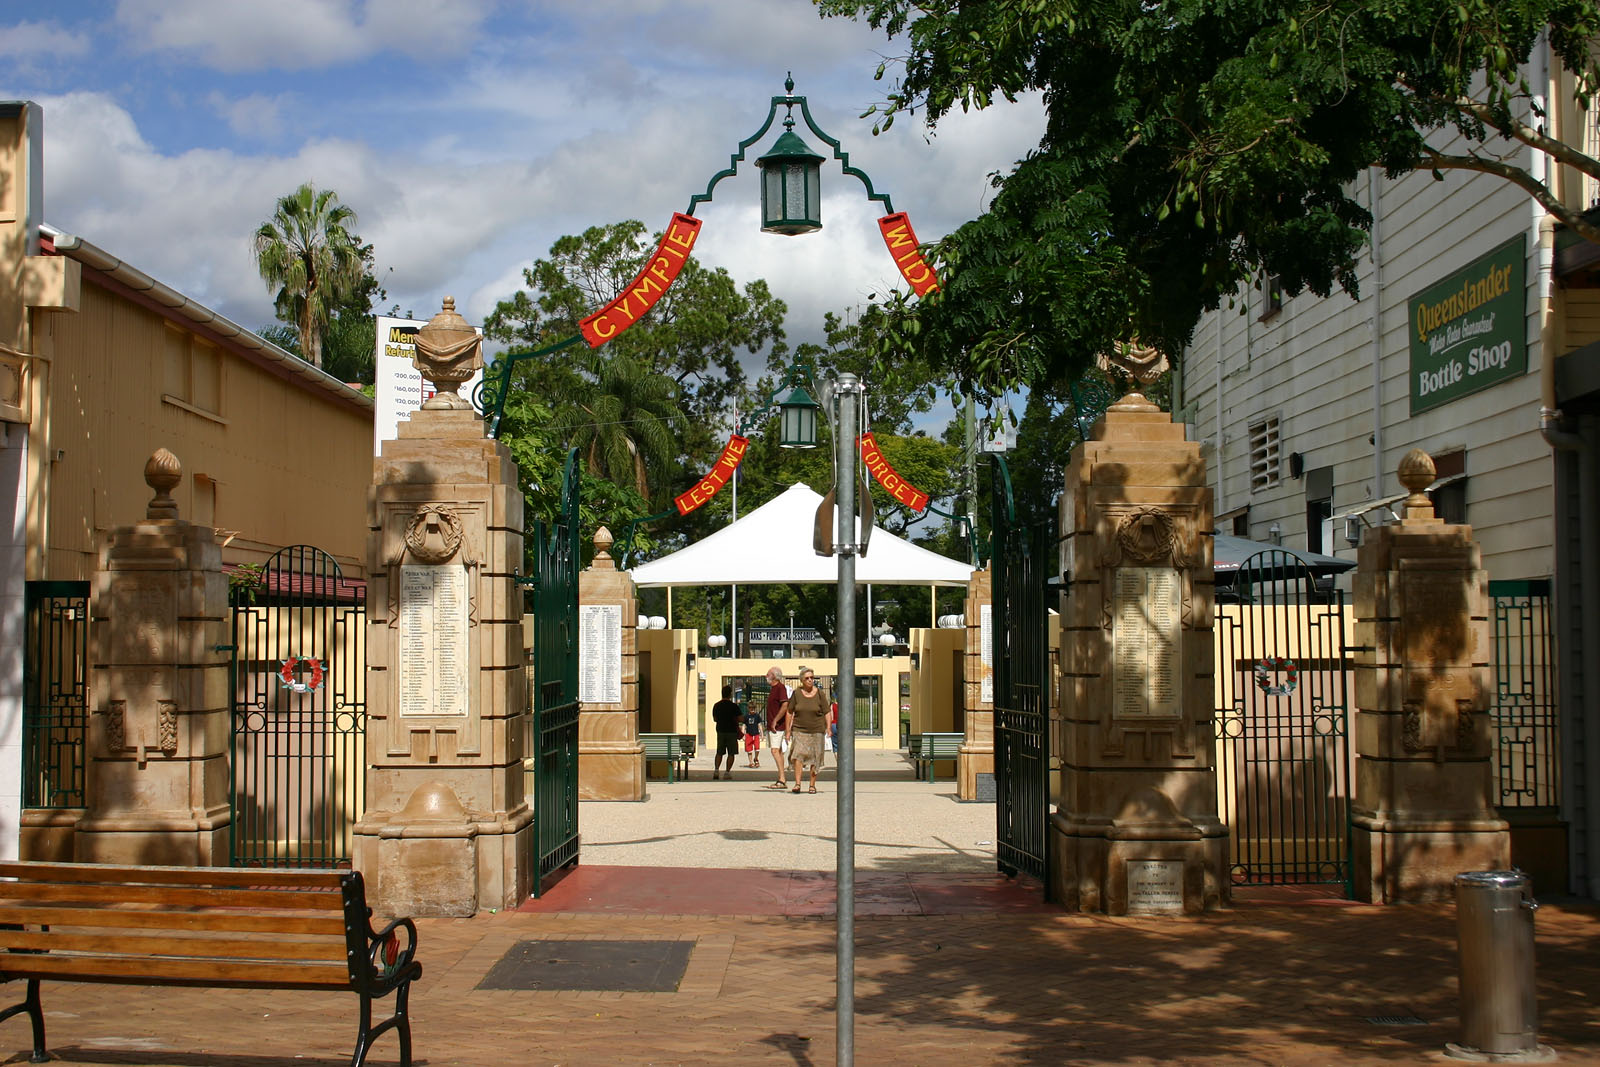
[7,749,1598,1066]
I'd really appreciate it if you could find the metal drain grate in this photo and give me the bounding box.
[477,939,693,992]
[1366,1014,1428,1026]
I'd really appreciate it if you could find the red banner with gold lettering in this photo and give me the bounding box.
[858,432,930,512]
[878,212,939,297]
[673,434,749,516]
[580,213,703,346]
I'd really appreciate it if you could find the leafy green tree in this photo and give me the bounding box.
[821,0,1600,395]
[252,183,367,369]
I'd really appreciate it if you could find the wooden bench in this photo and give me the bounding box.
[910,732,964,782]
[640,732,695,782]
[0,861,420,1067]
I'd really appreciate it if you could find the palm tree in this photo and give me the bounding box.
[546,351,681,500]
[252,183,365,368]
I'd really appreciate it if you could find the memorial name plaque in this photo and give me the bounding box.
[1126,859,1185,915]
[1112,567,1181,719]
[979,603,994,705]
[579,604,623,705]
[399,564,470,718]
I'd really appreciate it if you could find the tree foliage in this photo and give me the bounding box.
[252,183,368,369]
[821,0,1600,395]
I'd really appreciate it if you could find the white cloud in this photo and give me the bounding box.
[113,0,494,71]
[206,92,288,139]
[0,19,91,59]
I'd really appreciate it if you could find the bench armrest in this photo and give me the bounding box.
[341,873,421,994]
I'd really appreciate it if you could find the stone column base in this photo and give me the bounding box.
[1049,813,1228,915]
[1351,816,1510,903]
[20,809,83,862]
[352,819,534,918]
[957,747,993,801]
[73,810,230,867]
[580,744,646,800]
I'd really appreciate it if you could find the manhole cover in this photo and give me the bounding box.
[477,940,693,992]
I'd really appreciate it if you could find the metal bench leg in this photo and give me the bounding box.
[0,978,47,1063]
[350,994,373,1067]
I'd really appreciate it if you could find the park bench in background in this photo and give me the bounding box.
[0,861,419,1067]
[640,732,695,782]
[909,732,963,782]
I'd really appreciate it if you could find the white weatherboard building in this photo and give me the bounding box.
[1177,45,1600,898]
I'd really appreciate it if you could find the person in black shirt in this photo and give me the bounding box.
[711,685,742,780]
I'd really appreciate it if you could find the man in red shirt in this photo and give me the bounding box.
[763,666,790,790]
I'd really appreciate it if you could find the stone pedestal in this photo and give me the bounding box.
[352,300,531,917]
[74,450,231,865]
[1350,450,1509,903]
[1049,394,1227,914]
[577,529,644,800]
[959,568,993,800]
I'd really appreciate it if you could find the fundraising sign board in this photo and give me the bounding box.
[374,315,484,455]
[1408,238,1526,415]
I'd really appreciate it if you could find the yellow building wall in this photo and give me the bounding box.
[694,653,909,750]
[907,627,963,737]
[30,279,371,581]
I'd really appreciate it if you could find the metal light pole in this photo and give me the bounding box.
[789,609,796,658]
[833,372,861,1067]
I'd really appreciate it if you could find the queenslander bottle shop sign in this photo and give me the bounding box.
[1408,238,1526,415]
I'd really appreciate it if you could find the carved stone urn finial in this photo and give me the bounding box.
[591,526,615,570]
[413,296,483,410]
[1398,448,1437,522]
[1098,337,1170,410]
[144,448,182,520]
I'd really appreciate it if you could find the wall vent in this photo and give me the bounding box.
[1248,415,1281,492]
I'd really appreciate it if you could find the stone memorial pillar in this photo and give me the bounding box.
[352,298,531,917]
[1350,449,1509,903]
[74,449,231,865]
[959,568,994,800]
[1051,388,1226,914]
[577,528,644,800]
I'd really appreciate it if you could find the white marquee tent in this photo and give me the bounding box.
[629,483,972,588]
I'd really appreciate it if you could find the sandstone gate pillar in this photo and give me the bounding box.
[1050,392,1227,914]
[75,449,231,865]
[352,299,531,916]
[577,528,644,800]
[958,567,993,800]
[1351,449,1509,903]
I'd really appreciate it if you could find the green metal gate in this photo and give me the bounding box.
[990,456,1052,887]
[22,581,90,810]
[1489,579,1558,810]
[229,546,366,866]
[529,449,581,896]
[1215,550,1351,890]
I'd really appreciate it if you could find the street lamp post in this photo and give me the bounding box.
[789,610,796,659]
[831,372,863,1067]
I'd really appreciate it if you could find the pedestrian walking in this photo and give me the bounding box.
[711,685,741,780]
[742,701,763,768]
[785,666,828,794]
[763,666,791,790]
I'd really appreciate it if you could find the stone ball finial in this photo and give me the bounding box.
[144,448,182,520]
[413,295,483,411]
[590,526,615,570]
[1398,448,1436,521]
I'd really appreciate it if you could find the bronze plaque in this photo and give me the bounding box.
[1112,567,1182,719]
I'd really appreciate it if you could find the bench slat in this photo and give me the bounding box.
[0,929,345,962]
[0,862,345,889]
[0,904,345,936]
[0,882,342,910]
[0,952,351,989]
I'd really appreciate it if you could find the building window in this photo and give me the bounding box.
[1259,273,1284,321]
[1248,416,1281,492]
[1585,107,1600,209]
[162,326,224,419]
[1430,449,1467,525]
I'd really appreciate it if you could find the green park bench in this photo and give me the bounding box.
[640,732,695,782]
[909,732,963,782]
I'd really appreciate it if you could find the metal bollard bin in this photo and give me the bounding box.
[1447,870,1552,1062]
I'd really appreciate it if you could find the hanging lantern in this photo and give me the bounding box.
[757,128,823,236]
[776,384,821,449]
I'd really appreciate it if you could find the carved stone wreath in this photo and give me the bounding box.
[404,505,465,565]
[1115,507,1177,566]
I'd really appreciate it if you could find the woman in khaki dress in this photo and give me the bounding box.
[784,667,829,794]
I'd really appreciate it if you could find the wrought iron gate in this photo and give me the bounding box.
[529,449,581,896]
[990,456,1052,887]
[1215,550,1351,889]
[22,581,90,810]
[1489,579,1558,810]
[229,546,366,866]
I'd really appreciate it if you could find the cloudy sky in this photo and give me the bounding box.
[3,0,1045,385]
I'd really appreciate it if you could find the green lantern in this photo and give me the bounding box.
[757,126,823,236]
[776,384,821,449]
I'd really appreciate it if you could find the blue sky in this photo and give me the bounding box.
[2,0,1045,426]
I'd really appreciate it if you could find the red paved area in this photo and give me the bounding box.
[2,878,1595,1066]
[520,864,1056,916]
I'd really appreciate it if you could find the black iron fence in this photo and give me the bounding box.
[22,581,90,809]
[1488,579,1558,810]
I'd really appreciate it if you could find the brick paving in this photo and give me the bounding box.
[3,883,1596,1066]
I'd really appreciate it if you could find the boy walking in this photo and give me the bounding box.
[742,701,763,768]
